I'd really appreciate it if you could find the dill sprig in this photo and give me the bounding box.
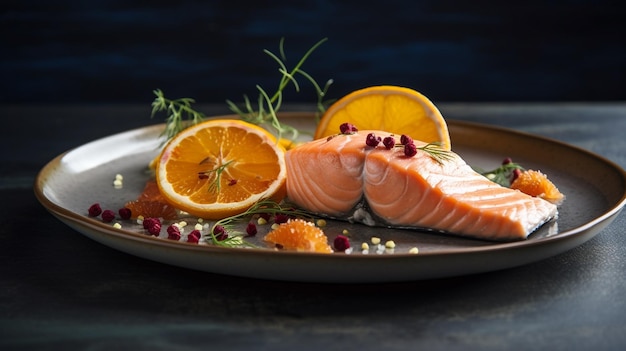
[206,199,313,248]
[418,142,455,164]
[227,37,334,142]
[151,89,205,144]
[474,160,525,187]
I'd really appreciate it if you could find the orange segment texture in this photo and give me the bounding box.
[156,119,287,219]
[315,85,451,150]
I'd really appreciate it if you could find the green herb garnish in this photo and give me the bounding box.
[417,142,455,164]
[150,89,205,145]
[206,199,313,248]
[474,159,525,187]
[226,37,334,142]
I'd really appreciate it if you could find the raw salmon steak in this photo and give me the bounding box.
[285,131,558,241]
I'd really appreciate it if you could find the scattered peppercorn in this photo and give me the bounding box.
[333,234,351,252]
[339,122,358,134]
[502,157,513,165]
[101,209,116,223]
[212,225,228,241]
[143,217,161,236]
[166,224,181,240]
[118,207,132,220]
[246,222,258,236]
[274,213,290,224]
[382,136,395,150]
[187,230,201,243]
[88,203,102,217]
[512,168,522,182]
[366,133,382,147]
[404,142,418,157]
[400,134,413,145]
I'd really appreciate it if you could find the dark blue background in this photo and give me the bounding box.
[3,0,625,104]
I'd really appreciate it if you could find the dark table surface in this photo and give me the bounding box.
[1,103,625,350]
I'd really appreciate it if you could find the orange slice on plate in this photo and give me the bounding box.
[156,119,287,219]
[315,85,451,150]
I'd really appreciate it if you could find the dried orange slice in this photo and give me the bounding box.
[264,219,333,253]
[156,119,287,219]
[315,85,451,150]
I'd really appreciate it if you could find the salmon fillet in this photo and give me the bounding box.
[285,131,558,241]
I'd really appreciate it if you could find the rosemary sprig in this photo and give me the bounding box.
[207,199,313,248]
[151,89,205,144]
[227,37,334,142]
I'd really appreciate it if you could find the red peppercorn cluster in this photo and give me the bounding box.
[88,203,132,223]
[365,133,419,157]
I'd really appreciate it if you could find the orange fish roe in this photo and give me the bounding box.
[264,219,333,253]
[511,170,565,204]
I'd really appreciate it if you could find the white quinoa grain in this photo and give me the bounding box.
[409,247,419,254]
[113,223,122,229]
[194,223,203,231]
[342,229,349,235]
[361,242,369,251]
[385,240,396,249]
[316,219,327,227]
[371,237,381,245]
[271,223,280,230]
[258,217,268,225]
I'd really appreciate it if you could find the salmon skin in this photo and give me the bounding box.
[285,131,558,241]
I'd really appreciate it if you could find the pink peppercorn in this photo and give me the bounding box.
[88,203,102,217]
[213,225,228,241]
[339,122,358,134]
[382,136,395,150]
[404,142,418,157]
[365,133,381,147]
[512,168,522,182]
[118,207,132,220]
[502,157,513,165]
[143,217,161,236]
[333,235,351,252]
[101,210,116,223]
[187,230,201,243]
[400,134,413,145]
[166,224,181,240]
[246,222,258,236]
[274,213,290,224]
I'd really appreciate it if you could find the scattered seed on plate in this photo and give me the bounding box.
[385,240,396,249]
[194,223,203,231]
[113,174,123,189]
[257,217,268,225]
[361,242,369,251]
[342,229,349,235]
[113,223,122,229]
[371,237,381,245]
[316,219,327,227]
[409,247,419,254]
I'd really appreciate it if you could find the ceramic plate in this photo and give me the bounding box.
[35,113,626,283]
